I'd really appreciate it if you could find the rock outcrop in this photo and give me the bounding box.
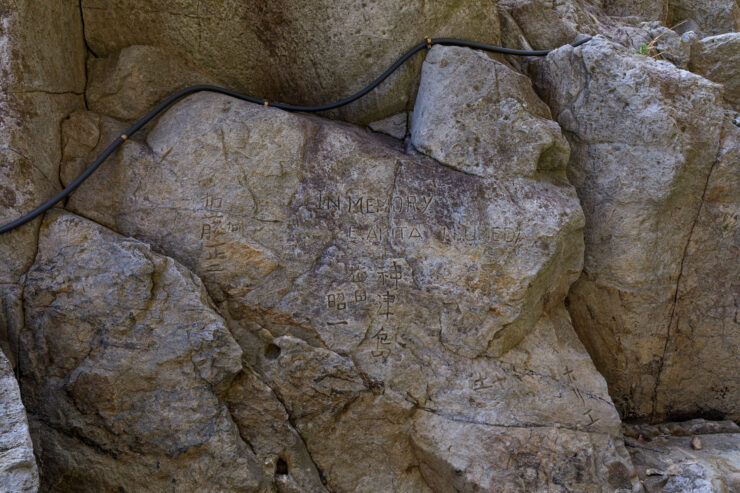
[1,1,739,491]
[0,348,38,493]
[56,44,639,491]
[534,35,737,421]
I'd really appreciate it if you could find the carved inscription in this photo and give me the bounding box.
[562,365,599,427]
[308,192,434,215]
[196,193,245,273]
[200,193,227,273]
[319,259,409,362]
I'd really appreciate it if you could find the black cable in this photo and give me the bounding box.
[0,36,591,235]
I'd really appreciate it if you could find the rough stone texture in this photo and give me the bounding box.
[86,44,216,121]
[368,112,408,140]
[624,418,740,440]
[497,0,607,50]
[667,0,740,37]
[21,211,261,491]
[534,35,731,421]
[59,57,639,489]
[604,0,668,21]
[653,118,740,422]
[0,0,85,285]
[690,33,740,109]
[411,46,570,180]
[623,420,740,492]
[4,1,740,490]
[222,369,328,493]
[631,22,697,69]
[80,0,502,124]
[0,348,38,493]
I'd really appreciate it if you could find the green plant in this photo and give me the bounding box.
[635,20,688,60]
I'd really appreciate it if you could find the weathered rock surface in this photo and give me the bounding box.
[630,22,697,69]
[534,35,734,421]
[497,0,607,50]
[603,0,667,21]
[0,348,38,493]
[653,117,740,422]
[21,211,259,491]
[666,0,740,37]
[86,44,216,121]
[80,0,502,124]
[411,45,570,180]
[59,46,640,490]
[623,420,740,492]
[3,1,740,490]
[690,33,740,108]
[368,112,408,140]
[0,0,85,284]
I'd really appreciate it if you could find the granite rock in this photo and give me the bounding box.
[411,45,570,180]
[653,116,740,421]
[667,0,740,37]
[59,48,641,489]
[534,35,732,421]
[21,211,260,491]
[86,44,216,121]
[368,112,408,140]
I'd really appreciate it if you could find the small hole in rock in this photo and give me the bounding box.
[275,457,289,476]
[265,343,281,360]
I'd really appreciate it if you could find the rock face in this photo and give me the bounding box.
[534,35,736,421]
[86,45,216,121]
[654,117,740,421]
[624,420,740,492]
[79,0,502,124]
[690,33,740,108]
[2,1,740,490]
[0,348,38,493]
[57,45,640,491]
[411,46,570,180]
[604,0,667,21]
[0,0,85,285]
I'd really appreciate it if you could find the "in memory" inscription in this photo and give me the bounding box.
[308,192,434,215]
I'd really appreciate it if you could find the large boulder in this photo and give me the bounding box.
[0,348,38,493]
[534,35,736,421]
[59,44,640,491]
[20,211,324,492]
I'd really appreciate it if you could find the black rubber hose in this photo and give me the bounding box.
[0,36,591,235]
